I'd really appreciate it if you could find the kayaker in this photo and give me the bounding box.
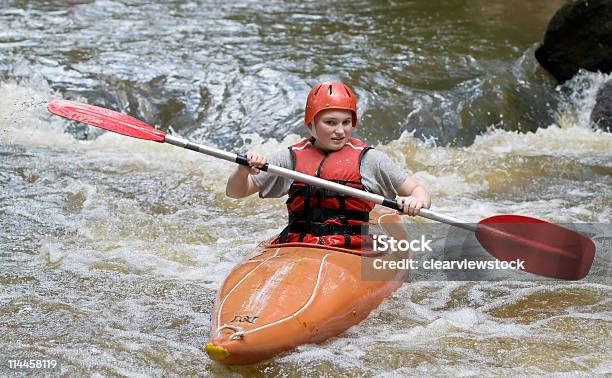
[226,81,431,248]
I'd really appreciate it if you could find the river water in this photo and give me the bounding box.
[1,0,611,376]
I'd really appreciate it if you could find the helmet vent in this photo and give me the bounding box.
[344,87,351,97]
[313,84,322,96]
[328,85,333,95]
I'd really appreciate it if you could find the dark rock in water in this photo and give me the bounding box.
[591,80,612,132]
[535,0,612,84]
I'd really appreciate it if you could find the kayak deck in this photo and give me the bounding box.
[205,209,409,365]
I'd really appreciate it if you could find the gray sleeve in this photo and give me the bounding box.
[360,149,409,199]
[251,149,294,198]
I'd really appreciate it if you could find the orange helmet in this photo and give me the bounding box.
[304,81,357,126]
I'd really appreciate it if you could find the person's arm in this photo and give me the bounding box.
[359,149,431,217]
[225,152,266,198]
[395,177,431,216]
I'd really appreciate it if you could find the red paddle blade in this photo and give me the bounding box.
[476,215,595,280]
[47,99,166,142]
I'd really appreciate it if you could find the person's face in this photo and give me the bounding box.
[309,109,354,151]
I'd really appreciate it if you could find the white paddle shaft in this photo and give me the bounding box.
[164,134,476,232]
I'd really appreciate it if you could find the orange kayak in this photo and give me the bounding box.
[204,208,408,365]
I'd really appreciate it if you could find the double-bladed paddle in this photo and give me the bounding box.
[47,99,596,280]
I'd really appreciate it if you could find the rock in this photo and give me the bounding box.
[591,80,612,132]
[535,0,612,84]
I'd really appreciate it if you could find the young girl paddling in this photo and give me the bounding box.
[226,81,431,248]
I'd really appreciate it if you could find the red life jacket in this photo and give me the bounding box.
[276,136,375,248]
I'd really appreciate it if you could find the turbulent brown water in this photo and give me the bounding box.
[1,0,610,376]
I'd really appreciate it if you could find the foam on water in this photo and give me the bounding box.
[0,82,76,147]
[1,74,610,376]
[2,79,609,234]
[266,279,610,375]
[2,76,610,196]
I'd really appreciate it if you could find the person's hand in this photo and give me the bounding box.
[396,195,429,216]
[244,151,267,175]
